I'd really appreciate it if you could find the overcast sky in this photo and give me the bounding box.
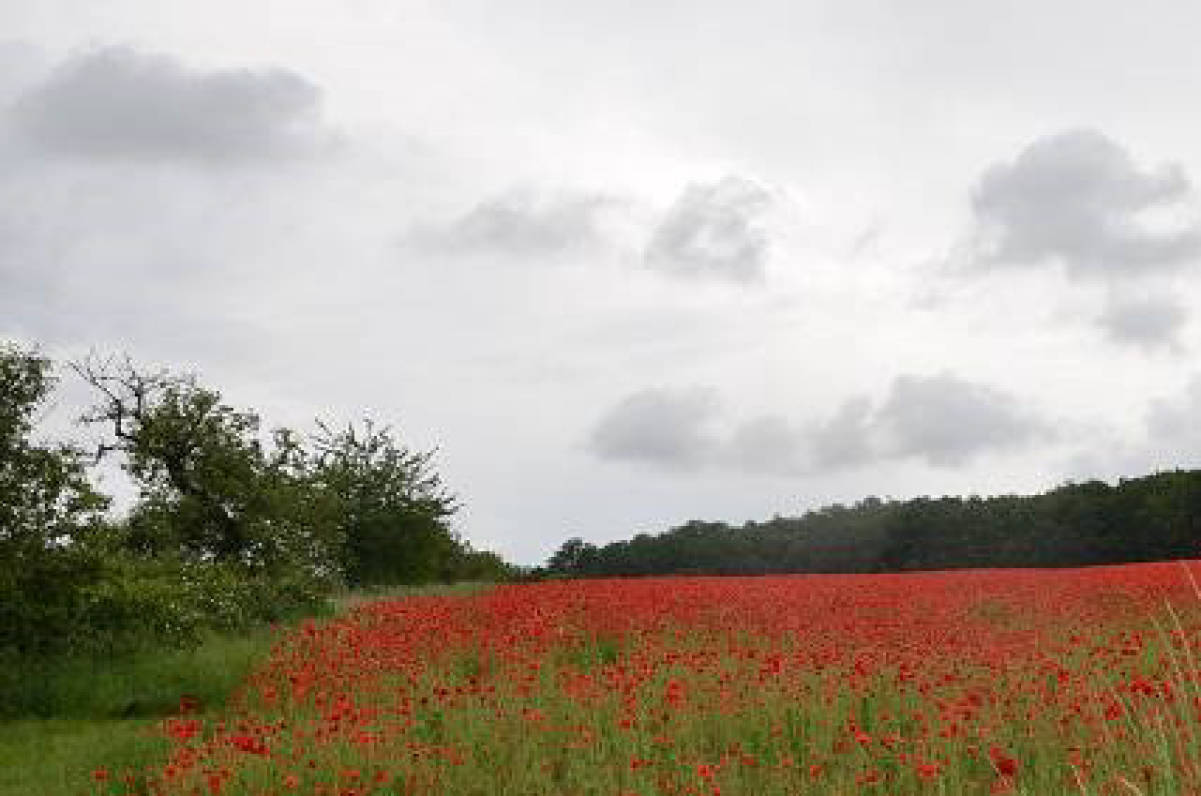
[4,1,1201,564]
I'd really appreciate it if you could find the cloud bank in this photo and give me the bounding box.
[589,373,1052,476]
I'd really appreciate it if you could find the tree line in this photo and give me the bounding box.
[1,341,510,658]
[544,473,1201,578]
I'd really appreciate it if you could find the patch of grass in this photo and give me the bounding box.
[0,626,285,721]
[331,580,496,612]
[0,628,282,796]
[0,719,167,796]
[0,583,492,795]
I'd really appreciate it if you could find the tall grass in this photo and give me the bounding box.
[0,584,494,796]
[329,580,495,612]
[0,719,166,796]
[0,599,337,796]
[0,628,286,721]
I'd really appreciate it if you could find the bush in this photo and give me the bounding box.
[2,343,509,660]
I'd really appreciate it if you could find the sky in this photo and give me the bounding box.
[3,1,1201,565]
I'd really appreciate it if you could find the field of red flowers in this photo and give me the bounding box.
[93,561,1201,795]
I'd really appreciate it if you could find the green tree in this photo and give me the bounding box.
[546,537,598,576]
[0,342,110,654]
[72,355,341,575]
[312,419,461,586]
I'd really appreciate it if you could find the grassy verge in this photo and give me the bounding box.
[330,579,495,612]
[0,719,167,796]
[0,627,293,721]
[0,584,496,796]
[0,627,289,796]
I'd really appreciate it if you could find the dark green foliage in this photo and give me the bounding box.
[1,341,510,659]
[311,419,460,586]
[546,475,1201,578]
[546,537,599,576]
[0,343,111,655]
[450,547,514,582]
[73,355,344,577]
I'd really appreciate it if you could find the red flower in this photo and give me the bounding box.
[989,746,1018,777]
[916,762,941,781]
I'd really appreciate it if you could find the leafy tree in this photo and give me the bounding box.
[72,354,341,578]
[2,344,509,658]
[547,537,598,576]
[452,546,515,582]
[311,419,460,586]
[0,343,110,654]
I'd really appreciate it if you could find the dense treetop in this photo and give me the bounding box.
[544,473,1201,578]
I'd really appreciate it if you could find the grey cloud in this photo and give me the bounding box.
[969,129,1201,279]
[808,396,874,469]
[723,414,806,475]
[412,189,619,258]
[588,387,720,470]
[644,175,773,283]
[8,46,328,163]
[591,374,1051,476]
[873,373,1049,467]
[1097,293,1188,352]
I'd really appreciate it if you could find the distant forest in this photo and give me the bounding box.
[544,470,1201,577]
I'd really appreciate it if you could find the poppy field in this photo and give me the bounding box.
[93,561,1201,795]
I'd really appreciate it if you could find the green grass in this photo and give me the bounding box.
[329,579,496,612]
[0,628,282,796]
[0,628,285,721]
[0,612,318,795]
[0,584,495,796]
[0,719,167,796]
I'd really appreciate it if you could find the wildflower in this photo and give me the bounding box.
[989,746,1018,777]
[230,735,269,756]
[856,768,882,785]
[916,762,941,781]
[167,719,201,741]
